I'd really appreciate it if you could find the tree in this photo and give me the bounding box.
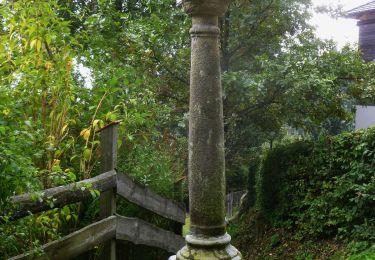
[224,33,375,167]
[220,0,312,73]
[0,1,188,257]
[219,1,375,188]
[56,0,375,191]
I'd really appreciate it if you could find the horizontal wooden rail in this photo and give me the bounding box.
[9,216,117,260]
[4,122,187,260]
[9,215,185,259]
[117,172,185,224]
[5,170,117,222]
[116,215,185,254]
[3,170,185,224]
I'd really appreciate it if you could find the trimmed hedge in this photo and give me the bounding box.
[257,141,312,216]
[257,128,375,243]
[246,159,259,209]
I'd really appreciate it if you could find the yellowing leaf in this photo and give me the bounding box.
[65,58,72,72]
[54,150,62,158]
[30,39,37,49]
[45,61,53,71]
[61,124,68,135]
[105,112,112,120]
[22,38,28,49]
[92,119,100,128]
[2,109,10,116]
[36,39,42,53]
[80,128,90,141]
[52,159,60,167]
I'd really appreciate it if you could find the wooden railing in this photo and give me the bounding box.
[226,190,247,218]
[3,122,186,260]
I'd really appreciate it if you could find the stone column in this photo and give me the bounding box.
[173,1,242,259]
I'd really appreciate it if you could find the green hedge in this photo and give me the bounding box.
[257,128,375,243]
[246,158,259,209]
[257,141,312,216]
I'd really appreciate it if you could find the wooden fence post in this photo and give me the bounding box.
[99,122,119,260]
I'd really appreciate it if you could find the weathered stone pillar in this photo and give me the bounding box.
[172,1,242,259]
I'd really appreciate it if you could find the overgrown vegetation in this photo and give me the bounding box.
[0,0,187,258]
[1,0,375,258]
[232,128,375,259]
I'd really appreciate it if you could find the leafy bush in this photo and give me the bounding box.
[0,0,188,258]
[0,121,41,199]
[347,244,375,259]
[226,162,249,192]
[256,128,375,245]
[246,158,260,209]
[257,141,312,216]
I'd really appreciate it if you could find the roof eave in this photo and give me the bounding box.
[344,11,370,19]
[344,13,361,19]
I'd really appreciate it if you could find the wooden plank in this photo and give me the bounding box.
[9,216,117,260]
[99,122,118,174]
[6,170,117,222]
[99,122,118,260]
[117,172,186,224]
[116,215,185,254]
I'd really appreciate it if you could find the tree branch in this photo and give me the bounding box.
[229,0,275,57]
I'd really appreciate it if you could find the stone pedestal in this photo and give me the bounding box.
[172,1,242,259]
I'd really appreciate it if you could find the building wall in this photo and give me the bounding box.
[358,18,375,61]
[355,105,375,130]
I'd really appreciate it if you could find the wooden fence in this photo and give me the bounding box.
[3,122,186,260]
[225,190,247,218]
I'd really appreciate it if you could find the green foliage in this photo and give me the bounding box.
[226,162,249,192]
[224,37,375,167]
[227,222,241,238]
[222,0,375,174]
[0,121,40,198]
[347,244,375,260]
[268,234,281,249]
[0,0,187,258]
[0,0,89,189]
[0,205,81,258]
[256,128,375,248]
[257,141,312,216]
[1,0,375,258]
[294,251,315,260]
[246,158,259,209]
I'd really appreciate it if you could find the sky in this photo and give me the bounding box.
[175,0,366,47]
[0,0,366,47]
[311,0,371,47]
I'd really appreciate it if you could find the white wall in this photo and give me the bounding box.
[355,105,375,130]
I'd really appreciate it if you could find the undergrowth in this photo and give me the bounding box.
[234,127,375,258]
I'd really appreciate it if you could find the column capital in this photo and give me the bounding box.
[183,0,230,17]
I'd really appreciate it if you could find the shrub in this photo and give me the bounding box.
[256,128,375,244]
[257,141,312,217]
[246,158,259,209]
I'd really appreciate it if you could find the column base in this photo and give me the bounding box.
[170,233,242,260]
